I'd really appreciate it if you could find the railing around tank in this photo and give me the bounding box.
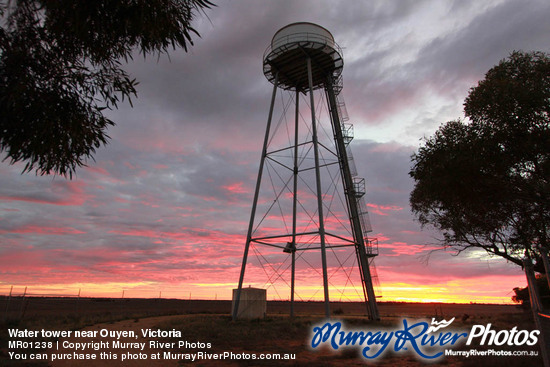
[264,32,343,62]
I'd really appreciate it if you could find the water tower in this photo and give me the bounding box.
[233,22,380,320]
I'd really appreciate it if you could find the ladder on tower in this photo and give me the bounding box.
[333,75,377,257]
[328,75,381,318]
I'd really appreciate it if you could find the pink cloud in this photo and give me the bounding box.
[222,182,247,194]
[366,203,403,216]
[378,241,440,256]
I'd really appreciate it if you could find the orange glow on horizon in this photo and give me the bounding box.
[0,277,523,305]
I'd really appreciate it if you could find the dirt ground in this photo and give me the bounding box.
[48,314,466,367]
[49,316,181,367]
[0,296,522,320]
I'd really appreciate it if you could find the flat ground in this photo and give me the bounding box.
[0,298,543,366]
[0,296,523,319]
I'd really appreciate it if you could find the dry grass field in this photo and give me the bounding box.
[0,297,543,366]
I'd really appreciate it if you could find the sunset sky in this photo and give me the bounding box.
[2,0,550,304]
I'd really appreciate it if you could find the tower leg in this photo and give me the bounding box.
[290,89,299,318]
[233,73,279,321]
[307,57,331,318]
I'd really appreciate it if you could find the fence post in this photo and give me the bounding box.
[18,287,27,320]
[4,285,13,321]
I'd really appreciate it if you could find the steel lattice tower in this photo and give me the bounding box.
[233,23,380,320]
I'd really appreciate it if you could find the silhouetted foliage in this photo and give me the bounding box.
[0,0,213,177]
[410,51,550,266]
[512,275,550,309]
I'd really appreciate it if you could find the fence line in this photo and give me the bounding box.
[1,287,235,302]
[0,287,184,299]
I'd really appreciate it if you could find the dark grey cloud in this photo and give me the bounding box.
[417,0,550,90]
[339,0,550,142]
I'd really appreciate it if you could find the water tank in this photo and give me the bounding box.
[263,22,343,91]
[231,287,266,320]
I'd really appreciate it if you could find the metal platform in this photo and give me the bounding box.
[263,34,343,92]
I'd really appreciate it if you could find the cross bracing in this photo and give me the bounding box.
[238,86,380,316]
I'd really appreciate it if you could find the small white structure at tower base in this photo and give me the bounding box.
[231,287,266,320]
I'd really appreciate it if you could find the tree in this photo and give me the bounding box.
[409,51,550,267]
[0,0,213,177]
